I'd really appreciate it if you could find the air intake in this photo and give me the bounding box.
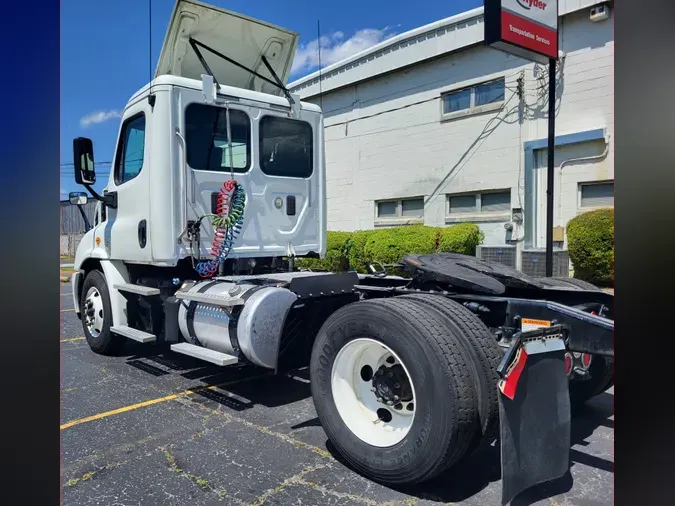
[521,248,570,278]
[476,245,517,269]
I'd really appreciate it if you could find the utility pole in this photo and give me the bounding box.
[545,59,556,277]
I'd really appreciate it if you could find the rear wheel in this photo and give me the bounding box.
[310,297,479,485]
[80,270,122,355]
[400,294,501,457]
[569,356,613,408]
[541,277,613,405]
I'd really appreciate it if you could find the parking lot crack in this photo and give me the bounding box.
[161,446,243,504]
[248,463,328,506]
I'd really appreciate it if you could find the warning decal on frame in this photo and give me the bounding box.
[521,318,551,332]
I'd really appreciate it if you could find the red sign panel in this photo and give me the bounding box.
[484,0,558,63]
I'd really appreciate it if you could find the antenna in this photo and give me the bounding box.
[148,0,156,107]
[317,19,324,110]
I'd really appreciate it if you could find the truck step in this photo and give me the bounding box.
[113,283,160,296]
[170,342,239,366]
[111,325,157,343]
[174,291,244,306]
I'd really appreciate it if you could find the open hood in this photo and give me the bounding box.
[155,0,299,96]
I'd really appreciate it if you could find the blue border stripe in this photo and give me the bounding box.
[523,128,607,247]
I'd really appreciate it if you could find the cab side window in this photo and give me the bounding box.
[114,113,146,185]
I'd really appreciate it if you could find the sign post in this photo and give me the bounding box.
[484,0,559,276]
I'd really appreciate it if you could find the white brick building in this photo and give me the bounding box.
[289,0,614,251]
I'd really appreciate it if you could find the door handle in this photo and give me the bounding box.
[138,220,147,248]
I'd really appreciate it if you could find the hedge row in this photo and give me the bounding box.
[566,208,614,286]
[296,224,484,273]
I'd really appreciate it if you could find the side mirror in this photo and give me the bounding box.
[69,191,88,206]
[73,137,96,185]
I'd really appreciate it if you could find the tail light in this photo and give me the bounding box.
[564,353,573,376]
[581,353,592,369]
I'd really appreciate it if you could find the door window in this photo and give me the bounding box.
[114,114,146,185]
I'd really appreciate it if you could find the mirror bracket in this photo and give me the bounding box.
[84,184,118,209]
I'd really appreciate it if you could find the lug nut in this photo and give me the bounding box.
[394,383,400,389]
[393,395,400,401]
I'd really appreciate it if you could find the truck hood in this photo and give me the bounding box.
[155,0,299,96]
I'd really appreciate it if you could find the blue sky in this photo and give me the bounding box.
[60,0,481,199]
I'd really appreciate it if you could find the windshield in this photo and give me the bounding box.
[185,103,251,172]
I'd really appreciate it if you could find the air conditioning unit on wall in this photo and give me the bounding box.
[476,245,517,269]
[521,248,570,278]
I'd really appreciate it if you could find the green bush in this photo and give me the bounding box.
[566,209,614,286]
[296,223,485,274]
[295,231,352,272]
[438,223,484,256]
[346,230,375,273]
[361,225,440,271]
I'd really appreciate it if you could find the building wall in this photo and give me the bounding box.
[295,8,613,248]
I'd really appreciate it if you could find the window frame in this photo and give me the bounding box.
[578,180,614,210]
[375,196,425,226]
[114,112,147,186]
[258,114,314,179]
[440,77,506,121]
[445,189,512,223]
[184,103,252,174]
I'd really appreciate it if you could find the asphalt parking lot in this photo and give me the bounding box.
[61,281,613,506]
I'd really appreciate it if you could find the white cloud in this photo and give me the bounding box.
[291,27,397,76]
[80,109,122,128]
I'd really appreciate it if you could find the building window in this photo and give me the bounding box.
[376,197,424,222]
[580,181,614,208]
[441,77,505,120]
[447,190,511,215]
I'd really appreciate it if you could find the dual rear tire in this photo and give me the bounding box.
[309,296,501,485]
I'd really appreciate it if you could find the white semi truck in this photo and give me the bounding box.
[68,1,613,503]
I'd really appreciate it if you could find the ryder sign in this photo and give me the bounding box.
[484,0,558,63]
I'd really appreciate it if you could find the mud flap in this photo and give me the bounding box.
[497,325,572,505]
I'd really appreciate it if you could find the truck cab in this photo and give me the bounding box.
[71,0,326,282]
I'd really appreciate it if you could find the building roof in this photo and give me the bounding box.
[288,0,605,99]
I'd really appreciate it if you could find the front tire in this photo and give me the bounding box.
[79,270,122,355]
[310,297,479,485]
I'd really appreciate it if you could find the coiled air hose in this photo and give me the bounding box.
[194,179,246,278]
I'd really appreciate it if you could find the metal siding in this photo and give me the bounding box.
[60,200,97,234]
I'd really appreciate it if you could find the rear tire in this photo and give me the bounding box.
[400,294,501,457]
[570,356,613,408]
[79,270,122,355]
[541,277,614,406]
[310,297,479,485]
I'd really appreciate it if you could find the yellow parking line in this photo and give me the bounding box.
[60,374,270,431]
[61,337,85,343]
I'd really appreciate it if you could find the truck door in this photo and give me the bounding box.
[106,101,153,262]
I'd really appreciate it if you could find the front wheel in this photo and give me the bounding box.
[309,297,479,485]
[79,270,122,355]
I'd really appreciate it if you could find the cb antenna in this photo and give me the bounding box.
[317,19,323,110]
[148,0,156,107]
